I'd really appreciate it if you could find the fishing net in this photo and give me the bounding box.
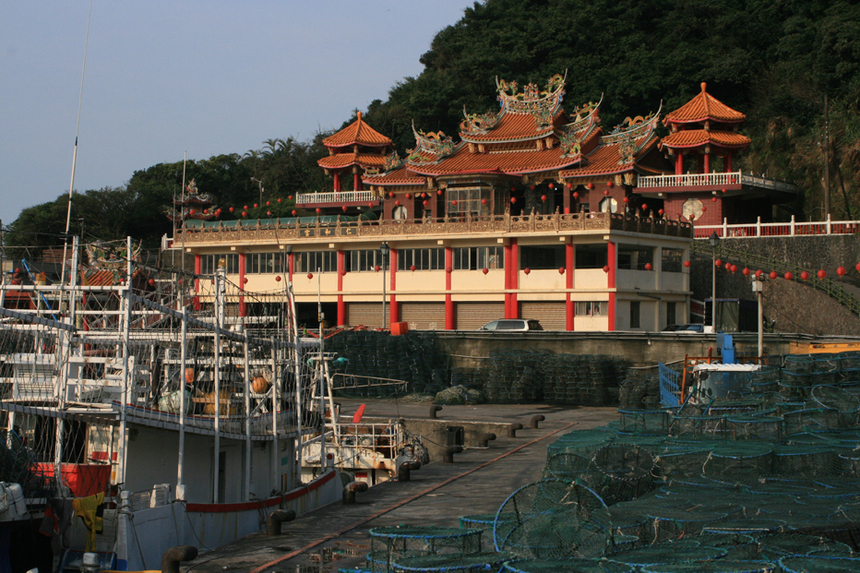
[778,555,860,572]
[588,444,655,504]
[367,526,483,573]
[542,452,593,481]
[493,479,612,560]
[638,562,777,573]
[606,540,728,567]
[390,552,513,572]
[500,558,635,572]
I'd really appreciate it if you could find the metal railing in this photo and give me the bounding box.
[694,215,860,239]
[295,191,379,205]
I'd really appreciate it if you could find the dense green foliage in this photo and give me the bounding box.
[8,0,860,256]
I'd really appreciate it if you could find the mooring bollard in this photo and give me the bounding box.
[266,509,296,536]
[429,405,443,419]
[161,545,198,573]
[531,414,546,429]
[398,460,421,481]
[443,445,463,463]
[478,432,496,448]
[343,481,369,504]
[507,423,523,438]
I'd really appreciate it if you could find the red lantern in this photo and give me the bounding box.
[541,195,547,202]
[755,270,763,278]
[784,271,793,280]
[604,189,610,196]
[732,264,738,273]
[203,209,208,214]
[341,269,347,276]
[837,266,847,277]
[244,205,248,210]
[856,262,860,273]
[277,198,282,203]
[606,181,614,188]
[684,260,691,268]
[178,279,183,285]
[511,198,517,204]
[481,198,487,205]
[701,206,707,212]
[511,186,516,192]
[423,200,429,207]
[482,268,489,275]
[410,265,417,272]
[644,263,652,271]
[421,193,426,198]
[800,270,809,281]
[266,211,271,216]
[446,266,452,274]
[529,184,535,190]
[288,195,293,200]
[189,209,196,215]
[395,201,401,206]
[374,265,380,272]
[437,189,443,195]
[316,208,322,214]
[148,278,155,286]
[229,206,234,212]
[450,200,456,206]
[389,192,395,198]
[275,275,281,282]
[769,271,778,280]
[573,192,579,199]
[565,183,572,189]
[623,197,629,203]
[524,268,531,275]
[715,259,722,267]
[721,188,726,194]
[242,211,248,217]
[642,203,648,211]
[558,267,565,274]
[405,193,412,199]
[254,203,258,208]
[307,273,313,279]
[266,201,270,206]
[548,183,554,189]
[342,206,347,212]
[817,270,827,279]
[712,196,717,202]
[742,267,750,276]
[242,277,247,284]
[658,208,664,215]
[587,183,594,190]
[603,265,610,273]
[368,202,374,208]
[291,210,297,216]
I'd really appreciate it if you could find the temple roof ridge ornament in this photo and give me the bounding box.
[406,120,457,166]
[460,106,501,135]
[603,103,662,146]
[381,150,403,173]
[495,71,567,123]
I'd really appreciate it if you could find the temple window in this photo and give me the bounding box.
[397,248,445,271]
[519,245,565,270]
[661,249,684,273]
[453,246,504,270]
[575,244,607,268]
[617,244,654,271]
[295,251,338,273]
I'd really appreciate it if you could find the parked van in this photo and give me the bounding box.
[479,319,543,331]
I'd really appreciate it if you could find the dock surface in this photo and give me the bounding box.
[183,399,619,572]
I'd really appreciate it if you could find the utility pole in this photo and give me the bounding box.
[823,94,831,219]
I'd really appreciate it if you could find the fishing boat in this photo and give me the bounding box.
[0,237,341,572]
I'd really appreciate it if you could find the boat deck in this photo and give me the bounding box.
[183,398,619,572]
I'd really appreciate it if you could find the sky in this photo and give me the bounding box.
[0,1,474,227]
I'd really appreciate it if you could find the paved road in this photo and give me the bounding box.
[182,399,619,572]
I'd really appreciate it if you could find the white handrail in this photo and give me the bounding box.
[295,191,379,205]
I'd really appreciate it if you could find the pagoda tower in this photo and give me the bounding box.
[318,112,393,193]
[660,82,750,176]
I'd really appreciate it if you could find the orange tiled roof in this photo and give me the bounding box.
[363,166,427,186]
[660,129,751,150]
[407,145,581,177]
[317,152,387,170]
[558,137,660,178]
[664,83,746,125]
[82,269,118,286]
[322,112,392,148]
[459,110,563,143]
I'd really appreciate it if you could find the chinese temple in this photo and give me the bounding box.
[173,74,794,331]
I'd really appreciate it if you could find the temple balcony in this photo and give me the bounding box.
[636,170,796,195]
[174,211,693,248]
[295,190,381,207]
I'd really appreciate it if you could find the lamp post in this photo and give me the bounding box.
[380,242,390,329]
[251,177,264,205]
[752,276,763,358]
[709,232,720,333]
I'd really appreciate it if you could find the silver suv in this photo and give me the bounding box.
[479,319,543,331]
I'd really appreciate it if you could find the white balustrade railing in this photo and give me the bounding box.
[295,191,378,205]
[695,215,860,239]
[637,170,795,193]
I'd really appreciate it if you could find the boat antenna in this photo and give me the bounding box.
[61,0,94,289]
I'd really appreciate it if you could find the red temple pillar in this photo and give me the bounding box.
[607,241,616,332]
[238,253,246,317]
[389,248,399,324]
[704,152,711,174]
[445,247,455,330]
[510,239,519,319]
[726,152,733,173]
[504,243,512,318]
[334,172,341,193]
[288,250,294,282]
[674,151,683,175]
[193,254,201,311]
[353,171,361,192]
[565,240,574,331]
[337,250,345,327]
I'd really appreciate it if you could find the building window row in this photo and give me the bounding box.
[575,301,608,316]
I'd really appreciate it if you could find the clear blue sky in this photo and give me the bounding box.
[0,1,473,227]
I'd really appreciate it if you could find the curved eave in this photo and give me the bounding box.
[459,109,563,144]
